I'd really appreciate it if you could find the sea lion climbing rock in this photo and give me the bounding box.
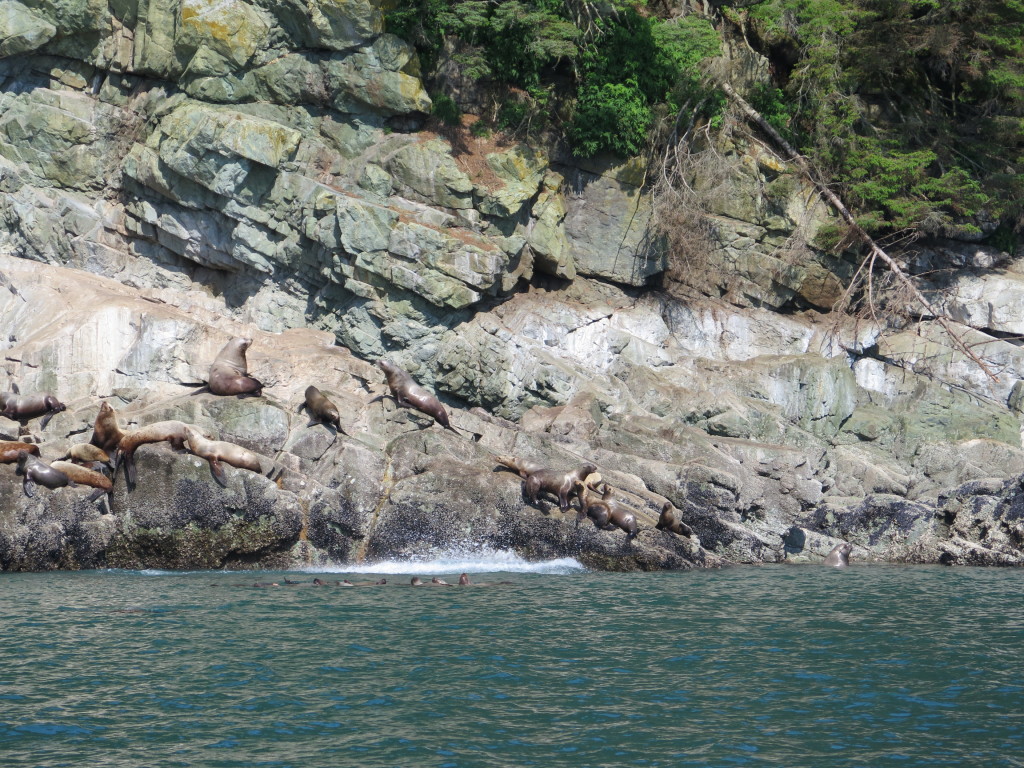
[656,502,694,537]
[182,426,266,488]
[579,483,638,539]
[373,360,459,433]
[301,385,343,432]
[522,463,598,512]
[207,337,263,396]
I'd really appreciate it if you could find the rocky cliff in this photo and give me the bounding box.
[2,0,1024,571]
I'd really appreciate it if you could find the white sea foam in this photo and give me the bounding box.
[302,546,586,576]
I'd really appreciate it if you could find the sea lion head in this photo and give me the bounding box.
[410,577,423,586]
[458,573,470,585]
[377,359,396,375]
[98,402,114,418]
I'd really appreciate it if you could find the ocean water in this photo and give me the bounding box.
[1,554,1022,768]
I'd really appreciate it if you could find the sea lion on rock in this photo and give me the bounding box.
[182,426,265,487]
[0,383,66,430]
[495,454,547,479]
[90,402,125,455]
[50,461,113,503]
[372,360,460,434]
[0,440,39,463]
[823,542,853,567]
[206,337,263,397]
[117,420,197,487]
[656,502,693,537]
[15,451,71,497]
[68,443,114,470]
[578,483,638,539]
[300,385,344,432]
[523,463,597,513]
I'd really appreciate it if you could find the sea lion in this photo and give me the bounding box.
[182,426,265,487]
[67,443,114,470]
[117,420,196,487]
[523,463,597,513]
[411,577,425,586]
[206,337,263,397]
[495,454,547,479]
[0,440,39,463]
[14,451,71,497]
[300,385,344,432]
[50,460,113,503]
[90,402,125,455]
[579,483,638,539]
[656,502,693,537]
[372,360,459,433]
[431,577,453,586]
[0,383,66,430]
[823,542,852,567]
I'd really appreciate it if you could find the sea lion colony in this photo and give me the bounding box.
[0,338,855,563]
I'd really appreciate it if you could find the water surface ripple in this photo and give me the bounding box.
[1,565,1021,767]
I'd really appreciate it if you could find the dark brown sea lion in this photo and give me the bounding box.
[456,573,510,586]
[0,383,66,430]
[116,420,197,487]
[372,360,460,434]
[15,451,71,497]
[823,542,852,567]
[300,385,344,432]
[656,502,693,537]
[90,402,125,455]
[206,337,262,397]
[579,483,638,539]
[523,463,597,513]
[411,577,425,586]
[431,577,453,586]
[0,441,39,463]
[183,426,265,487]
[50,460,113,503]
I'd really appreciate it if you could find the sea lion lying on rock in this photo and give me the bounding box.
[372,360,460,434]
[204,337,263,397]
[300,385,344,432]
[15,451,71,497]
[495,454,547,478]
[67,443,114,471]
[49,460,113,504]
[578,483,638,540]
[0,384,66,430]
[656,502,693,537]
[117,420,199,487]
[182,426,266,487]
[0,440,39,463]
[521,463,597,513]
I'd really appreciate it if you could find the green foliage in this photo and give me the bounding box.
[431,93,462,125]
[570,80,652,158]
[469,120,492,138]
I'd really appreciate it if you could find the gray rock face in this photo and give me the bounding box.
[1,1,1023,571]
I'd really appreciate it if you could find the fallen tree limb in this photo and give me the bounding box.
[720,81,999,382]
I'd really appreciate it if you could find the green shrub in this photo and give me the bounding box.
[431,93,462,126]
[570,80,652,158]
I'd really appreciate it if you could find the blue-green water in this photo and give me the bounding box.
[1,557,1022,768]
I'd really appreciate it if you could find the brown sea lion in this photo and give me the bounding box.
[90,402,125,455]
[116,420,197,487]
[50,460,113,503]
[656,502,694,537]
[495,454,547,478]
[411,577,425,586]
[67,442,114,470]
[182,426,265,487]
[372,360,460,434]
[523,463,597,513]
[15,451,71,497]
[823,542,852,567]
[206,337,263,397]
[579,483,638,539]
[431,577,453,586]
[0,440,39,463]
[0,383,66,430]
[301,385,344,432]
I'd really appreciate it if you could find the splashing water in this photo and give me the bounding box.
[302,545,586,575]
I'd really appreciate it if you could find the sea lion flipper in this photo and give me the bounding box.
[39,411,55,430]
[123,451,137,487]
[209,459,228,487]
[10,382,19,394]
[67,479,78,488]
[22,477,35,498]
[189,384,210,397]
[305,418,319,428]
[86,487,105,503]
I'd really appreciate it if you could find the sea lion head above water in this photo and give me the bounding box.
[823,542,853,567]
[411,577,424,586]
[459,573,471,585]
[208,337,262,397]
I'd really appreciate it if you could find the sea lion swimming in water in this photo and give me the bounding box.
[204,337,263,397]
[182,426,265,487]
[372,360,460,434]
[116,420,197,487]
[90,402,125,456]
[656,502,693,538]
[823,542,852,567]
[15,451,71,497]
[523,463,597,513]
[300,385,345,432]
[578,483,638,540]
[0,383,66,430]
[49,460,113,504]
[0,440,39,463]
